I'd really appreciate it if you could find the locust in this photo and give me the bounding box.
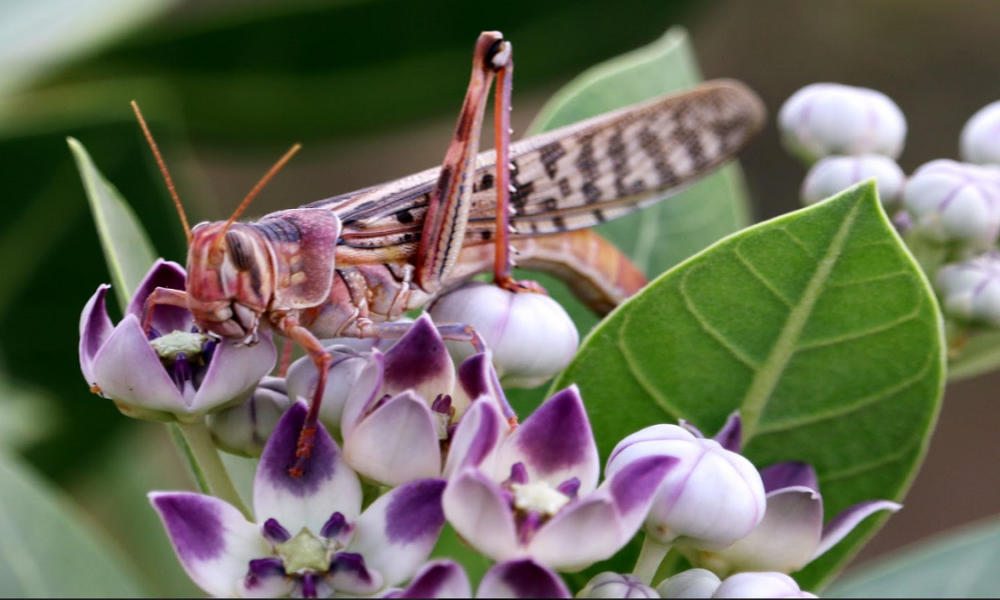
[135,31,765,476]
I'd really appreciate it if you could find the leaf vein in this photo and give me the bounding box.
[794,306,921,352]
[679,267,763,370]
[733,246,795,307]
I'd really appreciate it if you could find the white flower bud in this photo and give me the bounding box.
[207,376,290,457]
[801,154,905,207]
[779,83,906,164]
[428,282,579,388]
[937,253,1000,326]
[712,572,816,599]
[902,159,1000,248]
[655,569,721,599]
[961,100,1000,165]
[578,572,658,599]
[285,346,372,431]
[605,425,765,551]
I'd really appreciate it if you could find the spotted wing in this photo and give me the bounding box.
[309,80,764,250]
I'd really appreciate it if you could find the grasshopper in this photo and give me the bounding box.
[136,31,765,476]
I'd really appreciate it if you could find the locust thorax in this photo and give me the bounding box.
[186,222,276,344]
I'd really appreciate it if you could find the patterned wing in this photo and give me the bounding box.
[310,80,764,250]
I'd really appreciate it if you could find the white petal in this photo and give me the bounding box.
[443,399,504,479]
[443,469,520,562]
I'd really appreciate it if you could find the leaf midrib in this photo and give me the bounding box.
[740,200,863,441]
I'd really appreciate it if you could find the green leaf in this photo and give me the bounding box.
[551,181,945,590]
[828,516,1000,598]
[68,136,157,311]
[947,329,1000,382]
[0,370,58,450]
[0,448,147,597]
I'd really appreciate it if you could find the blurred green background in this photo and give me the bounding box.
[3,0,1000,597]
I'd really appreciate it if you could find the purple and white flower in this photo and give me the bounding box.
[937,252,1000,327]
[902,159,1000,249]
[386,559,571,598]
[207,376,290,457]
[80,260,275,421]
[778,83,906,164]
[443,386,676,572]
[150,401,447,597]
[712,572,817,599]
[800,154,905,207]
[960,100,1000,166]
[605,414,765,551]
[655,568,722,598]
[429,282,579,388]
[690,461,900,576]
[578,572,657,599]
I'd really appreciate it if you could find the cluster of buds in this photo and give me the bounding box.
[80,262,899,597]
[779,84,1000,336]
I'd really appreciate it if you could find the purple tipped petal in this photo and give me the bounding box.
[150,492,269,597]
[92,315,186,413]
[329,552,383,595]
[711,486,823,573]
[478,559,571,599]
[347,479,448,587]
[456,351,513,418]
[442,469,519,562]
[760,462,819,494]
[126,259,191,334]
[79,284,114,383]
[191,334,276,414]
[262,518,291,544]
[340,352,386,438]
[713,412,743,453]
[527,495,621,571]
[443,399,503,479]
[382,314,455,402]
[391,560,472,599]
[813,499,902,560]
[498,386,599,493]
[343,391,442,486]
[608,455,676,528]
[255,401,362,533]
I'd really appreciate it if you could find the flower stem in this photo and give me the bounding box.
[172,421,252,519]
[633,534,672,585]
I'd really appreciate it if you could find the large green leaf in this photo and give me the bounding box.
[551,181,945,590]
[0,449,146,597]
[828,517,1000,598]
[68,137,157,311]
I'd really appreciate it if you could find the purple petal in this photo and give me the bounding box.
[456,351,514,419]
[477,559,571,598]
[321,512,350,541]
[713,412,743,453]
[79,284,115,384]
[442,469,519,562]
[760,462,819,494]
[91,314,187,415]
[149,492,269,597]
[608,455,677,521]
[255,401,362,533]
[329,552,383,595]
[813,499,902,560]
[343,391,442,486]
[442,398,503,479]
[262,518,291,544]
[340,352,386,438]
[191,333,276,414]
[125,259,191,334]
[556,478,581,500]
[497,386,599,493]
[382,313,455,402]
[390,560,471,599]
[710,486,823,573]
[347,479,448,588]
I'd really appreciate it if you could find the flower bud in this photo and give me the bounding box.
[902,160,1000,248]
[605,425,765,551]
[937,253,1000,327]
[285,346,373,432]
[428,282,579,388]
[779,83,906,164]
[961,100,1000,165]
[655,569,721,599]
[801,154,905,207]
[712,572,816,599]
[207,376,290,457]
[578,572,657,599]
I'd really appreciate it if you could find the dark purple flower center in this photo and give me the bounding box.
[503,462,578,545]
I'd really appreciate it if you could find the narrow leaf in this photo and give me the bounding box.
[0,449,146,597]
[552,181,945,589]
[828,517,1000,598]
[68,136,157,311]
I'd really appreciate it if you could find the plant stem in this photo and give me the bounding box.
[173,421,252,519]
[633,534,672,584]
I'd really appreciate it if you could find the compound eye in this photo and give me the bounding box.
[225,231,253,271]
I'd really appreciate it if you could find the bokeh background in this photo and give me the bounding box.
[2,0,1000,596]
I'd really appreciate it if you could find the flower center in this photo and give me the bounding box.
[511,481,572,516]
[149,331,209,361]
[274,528,332,575]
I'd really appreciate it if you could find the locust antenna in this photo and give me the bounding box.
[130,101,192,244]
[219,143,302,237]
